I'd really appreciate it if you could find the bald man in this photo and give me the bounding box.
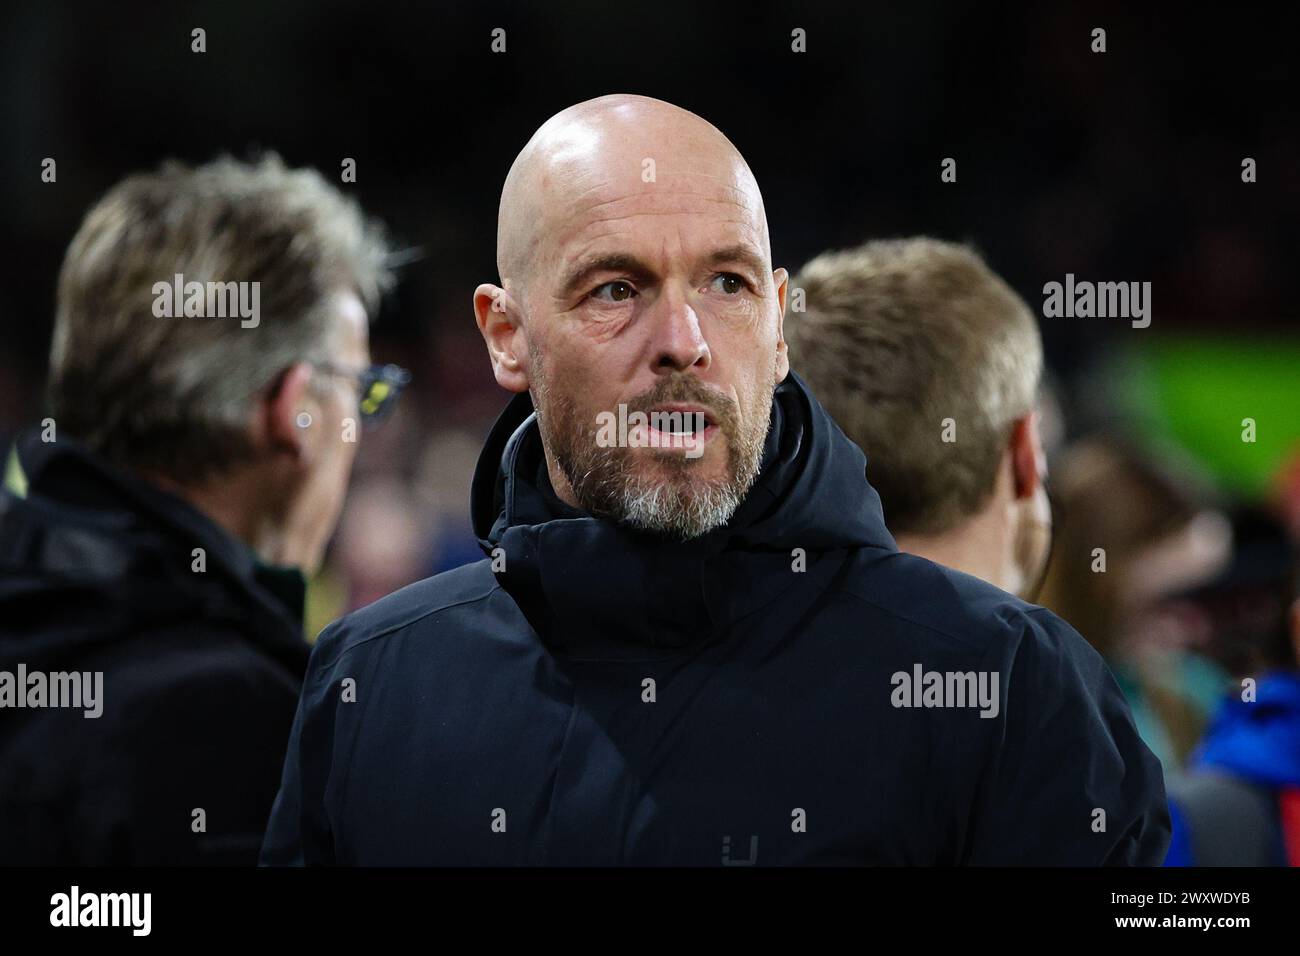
[262,95,1170,865]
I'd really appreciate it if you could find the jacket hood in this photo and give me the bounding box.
[0,431,308,674]
[469,371,896,656]
[1194,670,1300,788]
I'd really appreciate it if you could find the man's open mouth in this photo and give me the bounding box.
[644,403,719,449]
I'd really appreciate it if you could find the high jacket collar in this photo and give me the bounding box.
[1,431,308,671]
[469,372,896,658]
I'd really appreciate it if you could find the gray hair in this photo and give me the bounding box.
[49,154,393,481]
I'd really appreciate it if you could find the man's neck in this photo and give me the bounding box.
[543,451,583,510]
[140,468,286,565]
[895,506,1016,594]
[536,454,587,518]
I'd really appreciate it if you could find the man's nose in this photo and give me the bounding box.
[650,287,710,373]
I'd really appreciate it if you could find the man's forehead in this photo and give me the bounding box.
[542,167,769,274]
[330,288,371,360]
[496,96,772,290]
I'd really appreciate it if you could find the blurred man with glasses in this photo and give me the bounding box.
[0,154,404,864]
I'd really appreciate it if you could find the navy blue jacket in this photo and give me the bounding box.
[0,433,310,864]
[261,373,1170,865]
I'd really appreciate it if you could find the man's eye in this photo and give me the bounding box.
[709,273,746,295]
[591,280,637,303]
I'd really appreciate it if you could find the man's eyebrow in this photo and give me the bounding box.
[558,253,656,298]
[557,246,769,299]
[704,245,768,276]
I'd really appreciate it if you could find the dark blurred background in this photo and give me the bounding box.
[2,3,1298,773]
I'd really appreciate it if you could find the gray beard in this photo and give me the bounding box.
[533,375,770,541]
[572,445,757,540]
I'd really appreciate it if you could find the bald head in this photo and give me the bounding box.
[474,94,790,538]
[496,94,770,299]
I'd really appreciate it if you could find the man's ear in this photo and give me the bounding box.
[772,267,790,382]
[474,283,530,393]
[1009,411,1044,500]
[262,362,315,461]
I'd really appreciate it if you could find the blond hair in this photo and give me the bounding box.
[788,238,1041,534]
